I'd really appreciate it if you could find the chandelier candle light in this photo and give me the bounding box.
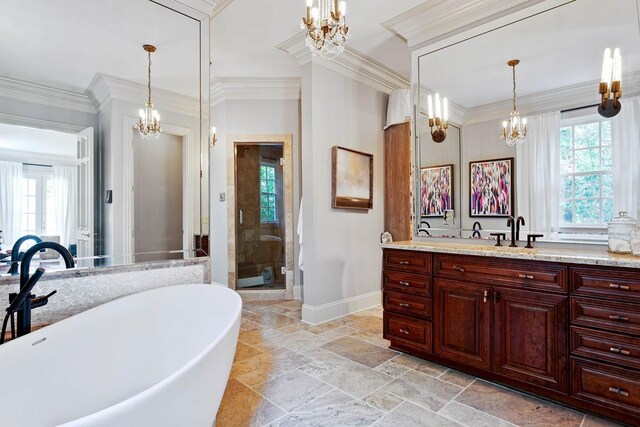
[302,0,349,59]
[138,44,161,140]
[427,93,448,143]
[598,47,622,118]
[501,59,527,146]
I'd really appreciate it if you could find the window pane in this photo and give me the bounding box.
[28,179,36,194]
[575,199,600,223]
[260,194,269,206]
[560,176,573,199]
[260,167,267,180]
[601,121,611,145]
[267,180,275,194]
[27,196,36,213]
[268,167,276,180]
[27,214,36,231]
[602,198,615,222]
[574,148,600,172]
[574,174,599,199]
[560,151,573,173]
[560,200,573,223]
[601,146,612,169]
[574,123,599,149]
[260,180,267,193]
[601,173,614,198]
[560,127,572,150]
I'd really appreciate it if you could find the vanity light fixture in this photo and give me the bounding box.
[138,44,161,140]
[598,47,622,118]
[501,59,527,146]
[301,0,349,60]
[427,93,448,143]
[210,126,217,147]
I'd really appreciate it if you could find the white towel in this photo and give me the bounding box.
[297,196,303,271]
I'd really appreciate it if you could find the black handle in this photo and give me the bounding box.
[31,290,57,309]
[525,234,544,249]
[6,268,45,313]
[490,233,506,247]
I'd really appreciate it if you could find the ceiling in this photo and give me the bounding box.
[210,0,429,79]
[0,123,76,157]
[0,0,200,97]
[418,0,640,109]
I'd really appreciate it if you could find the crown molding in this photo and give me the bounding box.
[463,71,640,125]
[0,76,96,114]
[210,77,301,106]
[86,73,200,117]
[169,0,230,18]
[277,33,409,95]
[384,0,570,50]
[211,0,233,17]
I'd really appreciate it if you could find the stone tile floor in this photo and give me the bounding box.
[216,300,625,427]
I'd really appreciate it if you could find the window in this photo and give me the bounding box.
[560,116,613,227]
[21,166,56,239]
[260,162,278,223]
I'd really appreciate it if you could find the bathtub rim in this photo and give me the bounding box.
[30,283,242,426]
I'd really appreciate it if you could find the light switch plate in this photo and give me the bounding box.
[219,192,226,202]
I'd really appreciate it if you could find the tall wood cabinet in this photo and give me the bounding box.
[383,247,640,425]
[383,123,411,241]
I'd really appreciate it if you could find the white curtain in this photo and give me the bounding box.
[0,161,23,246]
[53,166,77,248]
[612,96,640,219]
[516,111,561,234]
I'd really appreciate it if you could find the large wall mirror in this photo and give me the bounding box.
[415,0,640,244]
[0,0,210,276]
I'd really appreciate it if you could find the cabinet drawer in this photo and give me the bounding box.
[383,271,432,297]
[571,327,640,370]
[572,266,640,303]
[383,291,432,320]
[571,297,640,336]
[572,357,640,417]
[383,312,431,350]
[434,254,567,293]
[383,249,432,274]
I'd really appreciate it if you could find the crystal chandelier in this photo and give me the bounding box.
[598,47,622,118]
[301,0,349,60]
[501,59,527,146]
[427,93,448,143]
[138,44,161,140]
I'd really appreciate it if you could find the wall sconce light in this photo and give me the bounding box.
[598,47,622,118]
[210,126,217,147]
[427,93,448,143]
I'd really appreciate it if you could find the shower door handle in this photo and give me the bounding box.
[239,209,243,225]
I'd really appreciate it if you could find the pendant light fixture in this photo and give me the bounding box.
[598,47,622,118]
[501,59,527,146]
[301,0,349,60]
[138,44,161,140]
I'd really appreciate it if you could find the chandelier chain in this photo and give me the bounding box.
[512,64,517,113]
[147,51,152,106]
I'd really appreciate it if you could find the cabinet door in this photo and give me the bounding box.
[434,279,491,370]
[493,288,568,393]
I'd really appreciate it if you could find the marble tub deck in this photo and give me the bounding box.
[217,302,624,427]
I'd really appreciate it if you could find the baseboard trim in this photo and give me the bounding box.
[301,291,382,325]
[293,285,303,300]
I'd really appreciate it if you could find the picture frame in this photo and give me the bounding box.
[420,164,454,217]
[331,146,373,210]
[469,157,514,217]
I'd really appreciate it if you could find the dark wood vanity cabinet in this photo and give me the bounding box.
[382,248,640,425]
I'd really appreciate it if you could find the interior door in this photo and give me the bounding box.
[434,278,492,370]
[75,127,94,266]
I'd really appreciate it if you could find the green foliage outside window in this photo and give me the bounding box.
[260,164,277,223]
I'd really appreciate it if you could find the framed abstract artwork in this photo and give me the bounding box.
[331,146,373,210]
[420,164,453,217]
[469,157,514,217]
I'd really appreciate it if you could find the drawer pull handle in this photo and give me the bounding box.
[609,314,630,322]
[398,261,410,265]
[608,387,630,397]
[518,274,535,279]
[399,303,410,308]
[399,281,410,286]
[453,265,465,272]
[610,283,631,290]
[610,347,631,356]
[398,328,410,335]
[483,290,488,303]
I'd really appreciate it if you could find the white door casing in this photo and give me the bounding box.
[75,127,94,266]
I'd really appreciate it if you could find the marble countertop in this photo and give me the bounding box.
[382,240,640,269]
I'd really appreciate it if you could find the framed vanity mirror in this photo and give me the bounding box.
[414,0,640,244]
[0,0,210,276]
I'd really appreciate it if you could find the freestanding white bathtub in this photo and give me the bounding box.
[0,284,242,427]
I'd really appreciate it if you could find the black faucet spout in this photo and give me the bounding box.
[7,235,42,275]
[507,216,517,247]
[516,216,526,241]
